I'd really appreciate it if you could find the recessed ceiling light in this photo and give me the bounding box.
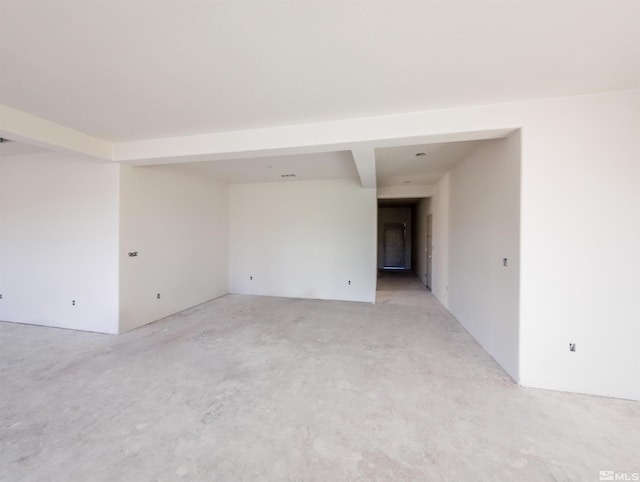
[415,152,426,156]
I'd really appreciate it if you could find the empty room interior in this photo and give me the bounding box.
[1,1,639,481]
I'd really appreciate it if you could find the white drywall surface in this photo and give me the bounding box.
[0,153,119,333]
[518,92,640,401]
[429,173,450,308]
[229,179,377,302]
[119,164,229,332]
[421,90,639,400]
[448,133,521,381]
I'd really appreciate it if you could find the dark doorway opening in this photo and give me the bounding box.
[383,223,406,269]
[377,198,429,287]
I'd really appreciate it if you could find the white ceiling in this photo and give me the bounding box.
[1,1,639,142]
[179,140,488,186]
[182,151,359,184]
[376,141,485,187]
[2,2,638,189]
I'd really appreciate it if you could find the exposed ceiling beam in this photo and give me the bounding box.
[1,99,516,168]
[351,147,376,189]
[111,107,515,166]
[0,105,112,160]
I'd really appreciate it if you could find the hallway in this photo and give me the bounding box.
[376,270,434,302]
[1,287,639,480]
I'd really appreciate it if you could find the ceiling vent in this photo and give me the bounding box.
[280,173,297,178]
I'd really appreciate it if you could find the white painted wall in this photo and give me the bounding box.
[518,92,640,401]
[429,173,450,307]
[230,179,377,302]
[0,153,119,333]
[377,207,412,270]
[413,198,430,286]
[119,164,229,333]
[448,133,521,381]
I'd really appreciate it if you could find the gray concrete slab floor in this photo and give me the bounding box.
[1,272,639,481]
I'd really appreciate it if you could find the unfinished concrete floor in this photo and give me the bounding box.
[1,273,639,481]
